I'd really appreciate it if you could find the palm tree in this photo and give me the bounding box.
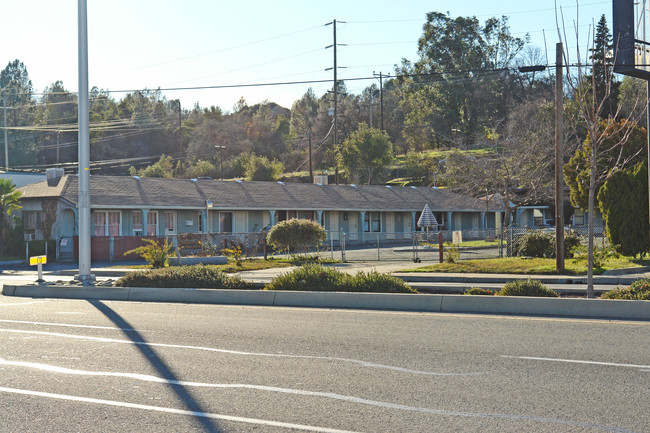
[0,178,22,257]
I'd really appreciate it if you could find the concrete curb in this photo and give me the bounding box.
[392,273,641,286]
[3,284,649,321]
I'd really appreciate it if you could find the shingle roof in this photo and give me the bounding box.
[18,175,503,212]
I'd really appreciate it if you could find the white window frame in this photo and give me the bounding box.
[146,211,159,236]
[133,210,143,236]
[93,211,122,237]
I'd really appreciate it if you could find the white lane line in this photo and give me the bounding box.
[0,319,133,331]
[0,386,361,433]
[0,301,51,306]
[502,355,650,371]
[0,328,484,377]
[0,383,636,433]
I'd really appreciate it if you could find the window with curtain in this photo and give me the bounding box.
[147,212,158,236]
[133,211,142,234]
[93,212,106,236]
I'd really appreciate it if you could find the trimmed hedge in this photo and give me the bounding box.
[115,265,251,289]
[267,218,326,254]
[601,279,650,300]
[497,279,559,297]
[465,287,495,296]
[264,264,416,293]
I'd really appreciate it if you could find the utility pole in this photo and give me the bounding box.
[3,92,7,170]
[56,130,60,165]
[555,43,565,272]
[215,145,225,179]
[325,19,345,184]
[176,99,182,158]
[308,129,313,183]
[373,71,388,130]
[76,0,94,284]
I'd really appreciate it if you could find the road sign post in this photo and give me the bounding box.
[29,255,47,284]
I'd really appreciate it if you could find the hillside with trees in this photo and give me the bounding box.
[0,13,645,200]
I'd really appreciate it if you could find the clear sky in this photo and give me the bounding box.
[2,0,612,112]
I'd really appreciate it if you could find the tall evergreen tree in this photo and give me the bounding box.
[590,15,618,118]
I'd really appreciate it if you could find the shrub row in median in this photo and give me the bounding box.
[115,264,416,294]
[600,279,650,300]
[115,265,251,289]
[465,279,559,297]
[263,264,417,293]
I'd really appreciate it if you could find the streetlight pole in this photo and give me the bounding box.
[3,90,7,170]
[76,0,93,284]
[215,145,225,179]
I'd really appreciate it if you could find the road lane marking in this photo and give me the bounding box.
[502,355,650,371]
[0,384,636,432]
[0,319,133,331]
[0,328,485,377]
[0,386,361,433]
[0,300,51,306]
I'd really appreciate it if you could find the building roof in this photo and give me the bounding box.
[18,175,504,213]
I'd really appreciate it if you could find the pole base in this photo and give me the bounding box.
[74,274,96,286]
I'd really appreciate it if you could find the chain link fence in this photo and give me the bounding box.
[499,226,606,258]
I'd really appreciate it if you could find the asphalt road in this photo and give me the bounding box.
[0,297,648,432]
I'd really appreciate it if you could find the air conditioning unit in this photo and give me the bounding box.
[24,233,34,241]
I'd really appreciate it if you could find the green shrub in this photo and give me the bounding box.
[497,279,559,297]
[515,231,554,258]
[465,287,495,296]
[115,264,251,289]
[264,264,415,293]
[221,246,243,266]
[124,238,173,268]
[267,218,326,254]
[601,279,650,300]
[572,243,620,268]
[348,270,416,293]
[563,229,582,258]
[444,242,460,263]
[515,229,585,258]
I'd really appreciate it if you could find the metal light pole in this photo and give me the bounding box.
[76,0,93,283]
[3,90,7,170]
[215,145,225,179]
[555,43,565,272]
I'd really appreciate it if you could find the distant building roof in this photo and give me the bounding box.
[0,171,47,188]
[18,175,504,212]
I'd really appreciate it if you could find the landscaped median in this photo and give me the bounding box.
[3,283,649,320]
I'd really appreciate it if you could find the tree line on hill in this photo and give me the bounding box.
[1,13,648,234]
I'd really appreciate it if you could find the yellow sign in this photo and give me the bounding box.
[29,255,47,266]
